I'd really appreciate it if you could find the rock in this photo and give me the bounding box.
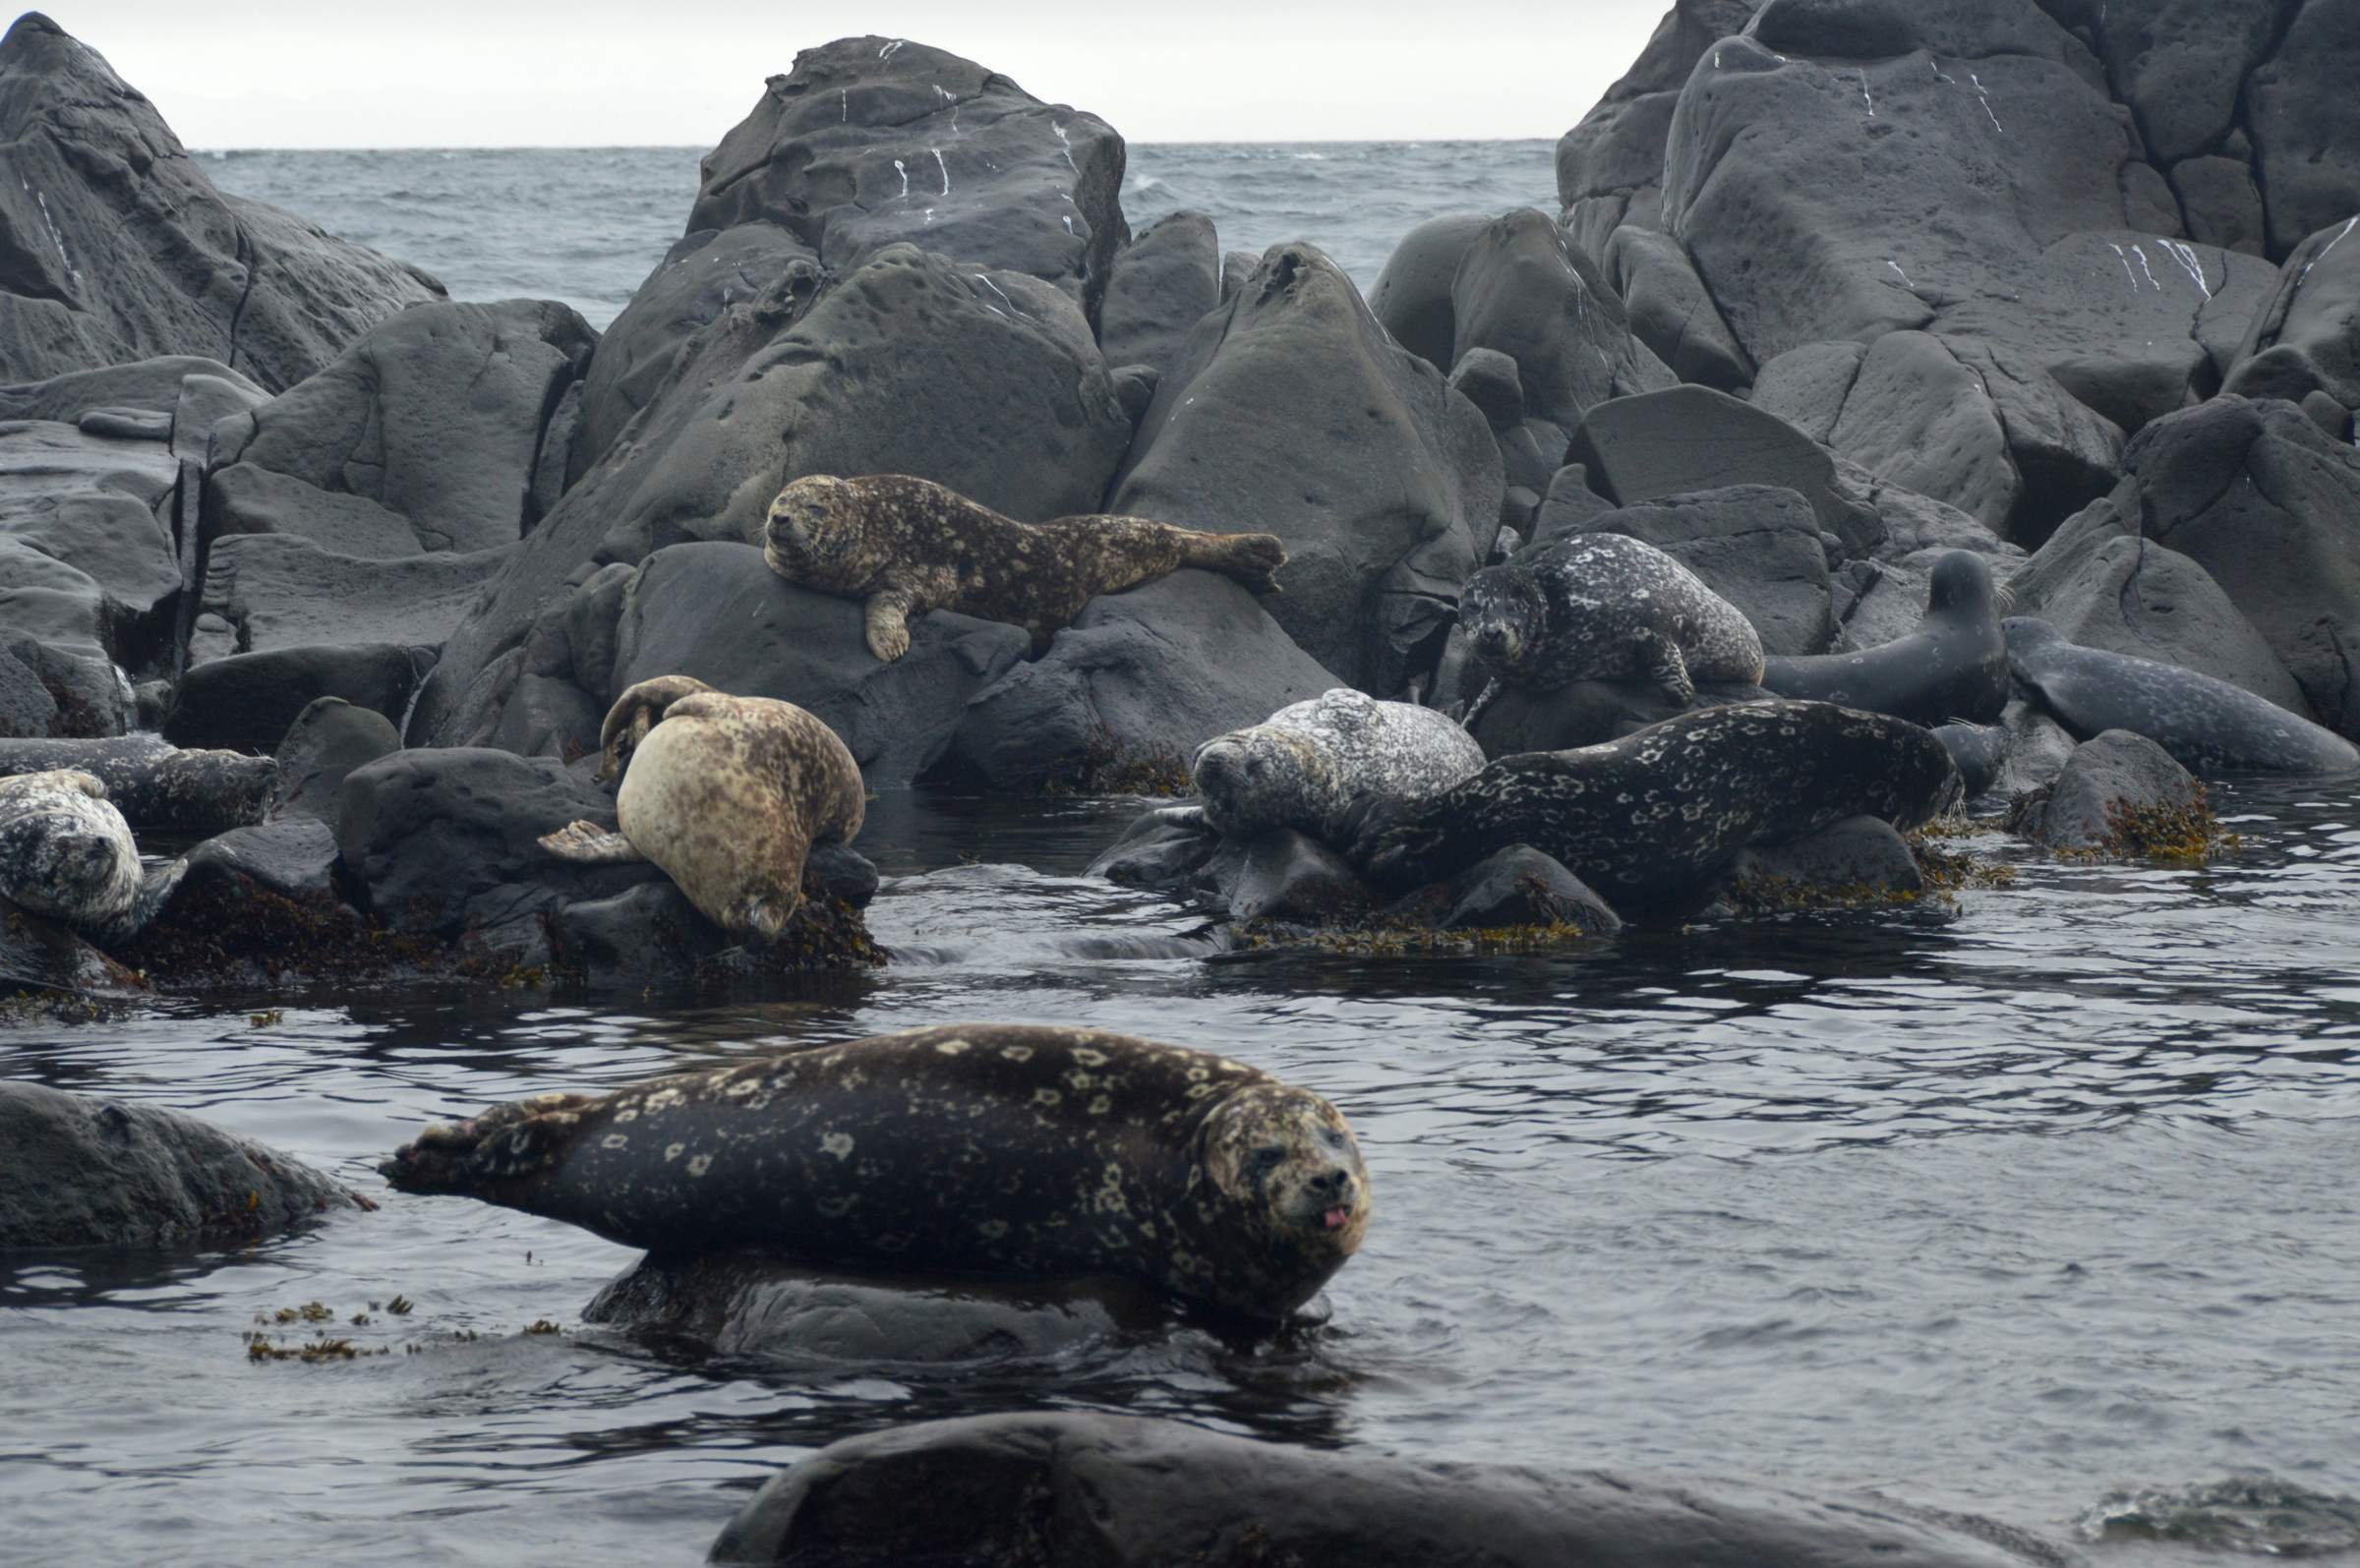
[194,534,511,663]
[1527,463,1616,548]
[0,15,442,391]
[174,817,341,905]
[1829,458,2014,561]
[1603,224,1751,389]
[1467,678,1771,758]
[1110,243,1503,693]
[2225,217,2360,422]
[1569,385,1882,557]
[1367,211,1491,369]
[1097,211,1221,386]
[172,369,270,465]
[1227,831,1374,925]
[939,571,1339,794]
[0,734,272,832]
[165,644,433,757]
[707,1411,2068,1568]
[1764,550,2009,724]
[0,1079,365,1249]
[1084,805,1220,888]
[2168,156,2267,257]
[687,36,1124,313]
[0,647,57,738]
[2247,2,2360,258]
[2125,397,2360,736]
[1566,485,1835,655]
[605,542,1029,788]
[1382,845,1622,938]
[1724,815,1924,906]
[266,697,400,822]
[2011,728,2207,853]
[2094,0,2281,166]
[0,895,145,998]
[1991,696,2079,797]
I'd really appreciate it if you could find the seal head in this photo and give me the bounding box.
[0,769,176,942]
[1194,1082,1371,1306]
[764,475,896,594]
[1460,566,1548,675]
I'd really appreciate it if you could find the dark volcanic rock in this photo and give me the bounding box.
[2168,155,2268,258]
[165,644,432,756]
[1110,243,1503,693]
[2094,0,2281,167]
[708,1411,2067,1568]
[1367,211,1490,369]
[687,36,1124,314]
[2247,2,2360,258]
[2225,217,2360,422]
[0,14,442,391]
[1097,210,1221,387]
[2011,728,2205,852]
[1084,804,1220,888]
[174,817,341,905]
[0,895,144,998]
[1604,223,1752,390]
[0,1080,364,1249]
[1382,845,1623,938]
[266,696,400,822]
[194,535,510,664]
[0,647,56,738]
[1566,485,1835,656]
[1931,722,2010,798]
[1724,815,1924,904]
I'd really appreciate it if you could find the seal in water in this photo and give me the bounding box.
[1457,533,1766,724]
[0,769,181,943]
[380,1023,1370,1324]
[1761,551,2009,725]
[2004,617,2360,776]
[539,676,865,939]
[763,473,1289,662]
[1192,687,1487,843]
[1351,700,1963,914]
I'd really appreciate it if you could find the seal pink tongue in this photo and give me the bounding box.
[1323,1206,1351,1230]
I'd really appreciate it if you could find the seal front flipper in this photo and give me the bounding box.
[862,584,919,663]
[1641,633,1696,706]
[539,820,647,864]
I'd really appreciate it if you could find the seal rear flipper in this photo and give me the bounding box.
[1190,531,1286,595]
[539,820,645,864]
[379,1092,603,1193]
[95,856,187,948]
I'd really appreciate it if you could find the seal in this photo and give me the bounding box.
[0,769,181,944]
[1191,687,1486,843]
[763,473,1290,662]
[1761,551,2009,725]
[539,676,866,939]
[380,1023,1370,1324]
[1350,700,1963,914]
[1457,533,1766,723]
[2004,617,2360,776]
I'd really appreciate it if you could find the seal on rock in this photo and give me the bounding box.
[1351,701,1963,914]
[1761,551,2009,725]
[1192,687,1487,842]
[539,676,865,940]
[2005,618,2360,777]
[380,1023,1370,1324]
[1457,533,1766,723]
[763,473,1289,663]
[0,769,180,943]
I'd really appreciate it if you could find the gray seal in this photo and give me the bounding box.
[2005,617,2360,777]
[1458,533,1766,722]
[380,1023,1370,1324]
[1191,687,1487,842]
[1351,700,1963,915]
[763,473,1288,663]
[1761,551,2009,725]
[0,769,181,944]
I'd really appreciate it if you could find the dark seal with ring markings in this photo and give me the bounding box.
[380,1023,1370,1324]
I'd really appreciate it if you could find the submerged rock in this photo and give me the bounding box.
[2009,729,2218,857]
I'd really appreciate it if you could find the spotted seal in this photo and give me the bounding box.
[764,473,1289,663]
[539,676,865,939]
[1458,533,1766,724]
[0,769,181,944]
[1761,551,2009,725]
[2005,617,2360,777]
[380,1023,1369,1324]
[1351,701,1963,914]
[1192,688,1487,843]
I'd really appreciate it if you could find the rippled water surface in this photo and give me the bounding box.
[6,782,2360,1566]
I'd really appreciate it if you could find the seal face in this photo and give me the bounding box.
[540,676,866,939]
[380,1023,1370,1323]
[0,769,145,938]
[762,473,1287,662]
[1191,688,1487,842]
[2005,617,2360,777]
[1351,700,1963,913]
[1760,550,2009,725]
[1459,533,1766,714]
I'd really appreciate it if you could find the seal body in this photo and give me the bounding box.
[1761,551,2009,725]
[0,770,144,938]
[764,473,1289,662]
[1352,700,1963,913]
[381,1024,1369,1323]
[2004,617,2360,776]
[1191,688,1487,842]
[540,677,865,939]
[1460,533,1766,713]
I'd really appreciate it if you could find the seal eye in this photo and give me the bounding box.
[1248,1146,1287,1178]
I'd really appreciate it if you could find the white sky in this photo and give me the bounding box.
[53,1,1670,147]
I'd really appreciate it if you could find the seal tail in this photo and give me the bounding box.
[539,821,645,864]
[379,1092,600,1193]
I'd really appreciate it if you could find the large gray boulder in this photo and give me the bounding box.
[1096,210,1222,387]
[2246,1,2360,258]
[1111,243,1504,694]
[2012,728,2206,853]
[0,14,442,391]
[2223,216,2360,429]
[1367,211,1492,370]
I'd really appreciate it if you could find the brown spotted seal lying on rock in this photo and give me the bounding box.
[762,473,1288,662]
[380,1023,1370,1324]
[539,676,864,940]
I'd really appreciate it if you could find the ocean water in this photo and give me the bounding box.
[6,145,2360,1567]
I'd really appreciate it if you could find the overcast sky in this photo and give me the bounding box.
[58,1,1669,147]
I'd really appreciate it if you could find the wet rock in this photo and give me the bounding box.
[0,647,57,739]
[164,643,433,757]
[0,15,442,391]
[1724,815,1924,906]
[0,895,145,999]
[708,1411,2071,1568]
[0,734,272,833]
[1110,242,1503,694]
[1382,845,1622,938]
[266,697,400,823]
[174,817,341,904]
[1227,831,1374,925]
[1367,210,1490,369]
[0,1079,365,1249]
[1566,485,1835,656]
[2010,729,2208,854]
[194,535,511,664]
[1097,211,1221,387]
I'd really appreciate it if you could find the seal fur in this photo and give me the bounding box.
[1459,533,1766,722]
[1192,688,1487,843]
[540,676,865,939]
[0,769,179,943]
[763,473,1288,662]
[380,1023,1369,1323]
[1351,700,1963,914]
[1761,551,2010,725]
